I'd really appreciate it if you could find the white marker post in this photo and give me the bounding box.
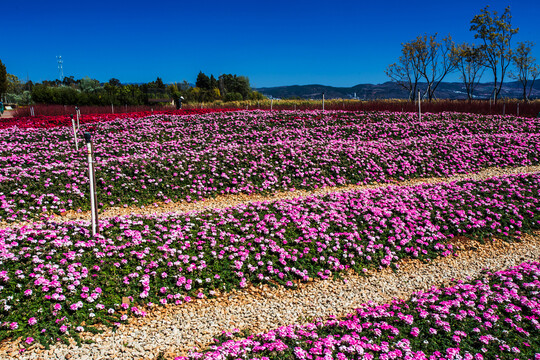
[418,90,422,121]
[84,132,99,236]
[71,114,79,150]
[271,99,273,111]
[322,92,325,112]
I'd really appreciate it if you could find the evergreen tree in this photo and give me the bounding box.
[0,60,7,100]
[196,71,211,90]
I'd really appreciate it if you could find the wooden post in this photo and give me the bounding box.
[418,90,421,121]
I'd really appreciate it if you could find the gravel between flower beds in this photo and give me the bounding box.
[3,164,539,230]
[4,232,540,360]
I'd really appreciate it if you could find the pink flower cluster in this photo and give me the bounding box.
[0,172,539,345]
[1,110,538,222]
[176,261,540,359]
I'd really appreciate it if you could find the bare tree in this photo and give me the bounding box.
[451,43,486,101]
[510,41,539,102]
[470,5,518,103]
[412,34,457,101]
[385,44,422,102]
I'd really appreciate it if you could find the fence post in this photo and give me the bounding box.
[71,114,79,150]
[418,90,421,121]
[84,132,99,236]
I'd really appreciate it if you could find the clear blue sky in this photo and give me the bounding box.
[2,0,539,87]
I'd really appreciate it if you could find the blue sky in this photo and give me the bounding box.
[2,0,539,87]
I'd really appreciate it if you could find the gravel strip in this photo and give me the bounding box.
[6,233,540,360]
[3,164,540,230]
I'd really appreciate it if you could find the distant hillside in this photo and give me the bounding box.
[256,81,540,100]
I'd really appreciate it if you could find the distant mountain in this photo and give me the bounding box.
[255,81,540,100]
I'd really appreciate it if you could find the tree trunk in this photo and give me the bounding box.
[493,74,498,104]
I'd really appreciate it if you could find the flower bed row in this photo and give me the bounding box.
[0,108,237,130]
[0,173,539,346]
[176,260,540,360]
[1,111,539,222]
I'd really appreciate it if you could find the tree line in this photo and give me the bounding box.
[0,67,265,106]
[386,5,539,102]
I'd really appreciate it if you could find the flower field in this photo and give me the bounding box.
[1,171,539,348]
[0,108,235,130]
[176,260,540,360]
[1,110,539,222]
[1,110,540,358]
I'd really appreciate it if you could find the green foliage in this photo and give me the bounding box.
[5,91,32,105]
[79,76,101,93]
[249,91,266,100]
[0,59,7,98]
[3,73,33,105]
[210,75,218,89]
[224,92,243,102]
[7,74,23,94]
[196,71,211,90]
[24,71,255,106]
[218,74,252,100]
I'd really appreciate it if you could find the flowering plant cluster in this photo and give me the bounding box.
[0,173,539,346]
[1,110,539,222]
[0,108,236,130]
[176,260,540,360]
